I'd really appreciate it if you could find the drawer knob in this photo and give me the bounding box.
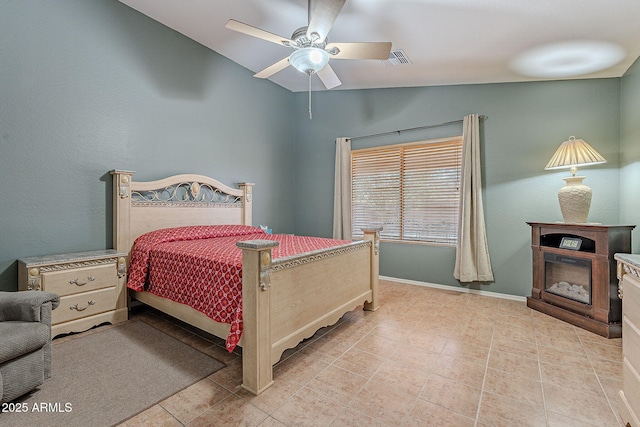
[69,276,96,286]
[69,301,96,311]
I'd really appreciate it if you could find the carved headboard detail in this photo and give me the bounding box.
[110,170,253,257]
[131,180,244,208]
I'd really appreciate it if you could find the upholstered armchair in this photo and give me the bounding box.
[0,291,59,403]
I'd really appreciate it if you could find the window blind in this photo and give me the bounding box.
[351,137,462,245]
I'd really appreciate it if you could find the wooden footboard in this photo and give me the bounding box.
[237,229,380,394]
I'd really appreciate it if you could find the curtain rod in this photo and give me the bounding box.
[348,115,486,142]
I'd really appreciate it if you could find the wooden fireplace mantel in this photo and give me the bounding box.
[526,222,635,338]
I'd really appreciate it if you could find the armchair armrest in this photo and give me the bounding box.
[0,291,60,323]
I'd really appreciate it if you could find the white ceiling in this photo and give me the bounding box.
[118,0,640,93]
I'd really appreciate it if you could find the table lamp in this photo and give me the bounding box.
[544,136,607,223]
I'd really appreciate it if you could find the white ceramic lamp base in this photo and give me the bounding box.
[557,176,592,223]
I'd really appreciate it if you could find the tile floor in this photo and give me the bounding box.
[115,280,625,427]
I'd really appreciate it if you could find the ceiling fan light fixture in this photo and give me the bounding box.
[289,47,329,75]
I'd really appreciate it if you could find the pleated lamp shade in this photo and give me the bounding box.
[545,136,607,223]
[544,136,607,173]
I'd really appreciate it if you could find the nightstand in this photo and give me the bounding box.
[18,250,128,337]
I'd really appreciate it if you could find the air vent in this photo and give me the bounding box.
[382,49,412,66]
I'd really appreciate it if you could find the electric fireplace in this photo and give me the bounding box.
[544,253,592,305]
[527,222,634,338]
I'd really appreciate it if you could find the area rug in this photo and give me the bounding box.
[0,320,226,427]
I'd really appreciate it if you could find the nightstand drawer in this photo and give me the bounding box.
[42,264,117,297]
[54,287,117,324]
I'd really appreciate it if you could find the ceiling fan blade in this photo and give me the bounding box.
[306,0,346,44]
[326,42,392,60]
[317,64,342,89]
[226,19,294,47]
[254,57,291,79]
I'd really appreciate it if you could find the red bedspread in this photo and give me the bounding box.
[127,225,350,351]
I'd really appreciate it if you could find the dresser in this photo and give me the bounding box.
[616,253,640,427]
[18,250,128,337]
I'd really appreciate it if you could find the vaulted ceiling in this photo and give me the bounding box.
[119,0,640,92]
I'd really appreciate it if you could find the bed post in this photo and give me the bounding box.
[236,239,279,395]
[237,183,254,226]
[110,170,135,255]
[362,227,382,311]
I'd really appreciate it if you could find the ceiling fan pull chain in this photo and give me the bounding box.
[308,74,313,119]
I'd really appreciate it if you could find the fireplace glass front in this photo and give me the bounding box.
[544,253,592,304]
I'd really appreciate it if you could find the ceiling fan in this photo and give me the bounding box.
[225,0,392,91]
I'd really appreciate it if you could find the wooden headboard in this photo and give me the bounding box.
[110,170,253,257]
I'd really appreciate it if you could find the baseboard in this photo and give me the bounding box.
[380,275,526,302]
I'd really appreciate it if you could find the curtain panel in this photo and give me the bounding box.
[454,114,495,282]
[333,137,352,240]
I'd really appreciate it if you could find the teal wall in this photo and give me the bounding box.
[0,1,295,291]
[292,80,622,297]
[620,57,640,253]
[0,1,635,298]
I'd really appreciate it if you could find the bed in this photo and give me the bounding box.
[110,170,381,395]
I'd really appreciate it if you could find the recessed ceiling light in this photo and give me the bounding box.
[511,40,625,78]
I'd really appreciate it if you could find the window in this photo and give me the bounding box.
[351,136,462,245]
